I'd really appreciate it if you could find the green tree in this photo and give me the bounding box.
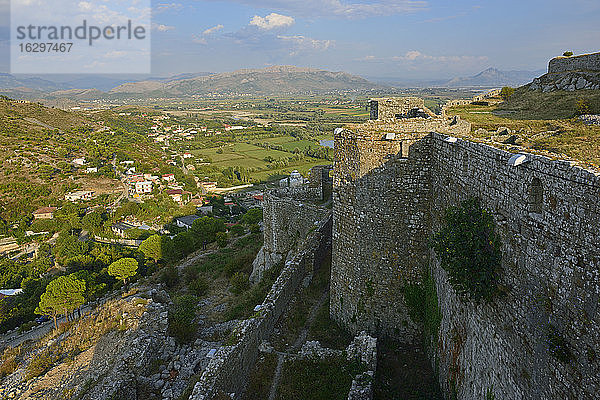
[191,217,226,249]
[139,234,163,263]
[108,258,138,286]
[563,51,573,57]
[35,275,86,329]
[81,210,105,234]
[500,87,515,102]
[240,208,263,225]
[216,232,228,248]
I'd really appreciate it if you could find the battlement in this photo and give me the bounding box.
[548,51,600,74]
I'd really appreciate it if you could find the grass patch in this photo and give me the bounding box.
[307,299,353,350]
[277,357,364,400]
[446,100,600,167]
[374,339,443,400]
[496,87,600,120]
[243,353,279,400]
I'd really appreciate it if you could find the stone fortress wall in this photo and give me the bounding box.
[549,52,600,74]
[531,51,600,92]
[331,98,600,399]
[250,166,332,283]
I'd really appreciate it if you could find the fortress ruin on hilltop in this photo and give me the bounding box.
[329,96,600,399]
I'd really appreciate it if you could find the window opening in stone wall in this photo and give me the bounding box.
[529,178,543,214]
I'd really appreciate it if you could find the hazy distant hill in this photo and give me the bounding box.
[109,66,383,96]
[445,68,545,88]
[0,73,67,92]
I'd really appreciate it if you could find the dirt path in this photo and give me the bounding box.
[267,289,329,400]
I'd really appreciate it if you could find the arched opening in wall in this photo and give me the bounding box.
[529,178,543,214]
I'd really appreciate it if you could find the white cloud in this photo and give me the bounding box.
[153,23,175,32]
[277,35,333,54]
[192,35,207,45]
[249,13,294,30]
[203,24,224,35]
[104,50,127,58]
[154,3,183,14]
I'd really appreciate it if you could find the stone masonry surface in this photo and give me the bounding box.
[330,99,600,399]
[548,52,600,74]
[189,215,332,399]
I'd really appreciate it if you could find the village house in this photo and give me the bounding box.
[86,167,98,174]
[198,205,214,215]
[73,157,86,166]
[135,181,153,195]
[65,191,95,202]
[32,206,57,220]
[111,222,136,238]
[167,189,183,203]
[174,215,201,230]
[279,170,304,188]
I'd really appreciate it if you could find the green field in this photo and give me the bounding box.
[191,139,330,182]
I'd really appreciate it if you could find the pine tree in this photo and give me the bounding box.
[108,258,139,286]
[36,275,86,329]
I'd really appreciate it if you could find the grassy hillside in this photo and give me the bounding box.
[0,98,165,223]
[495,86,600,119]
[446,101,600,167]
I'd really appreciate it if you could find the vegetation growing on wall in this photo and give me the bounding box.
[401,269,442,344]
[430,197,502,303]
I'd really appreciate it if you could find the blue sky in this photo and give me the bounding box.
[1,0,599,79]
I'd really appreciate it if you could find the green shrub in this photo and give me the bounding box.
[216,232,227,248]
[26,348,58,380]
[160,266,179,288]
[189,276,209,296]
[230,224,246,237]
[500,87,515,102]
[230,272,250,295]
[401,269,442,343]
[563,51,573,57]
[183,265,199,283]
[430,198,502,303]
[576,99,590,116]
[168,295,198,344]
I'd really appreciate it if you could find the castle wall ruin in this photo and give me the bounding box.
[331,110,600,398]
[548,52,600,74]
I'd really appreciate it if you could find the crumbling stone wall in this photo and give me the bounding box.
[369,97,428,120]
[548,52,600,73]
[190,216,332,399]
[331,118,600,399]
[251,189,330,283]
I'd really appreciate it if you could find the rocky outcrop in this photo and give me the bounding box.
[529,71,600,92]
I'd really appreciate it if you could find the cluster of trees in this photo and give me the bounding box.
[35,256,139,329]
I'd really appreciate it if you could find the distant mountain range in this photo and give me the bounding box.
[0,66,546,100]
[0,67,383,99]
[108,66,381,96]
[369,68,546,89]
[444,68,546,88]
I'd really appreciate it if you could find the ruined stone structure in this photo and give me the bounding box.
[548,52,600,74]
[331,98,600,399]
[251,165,332,283]
[530,51,600,92]
[369,97,437,120]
